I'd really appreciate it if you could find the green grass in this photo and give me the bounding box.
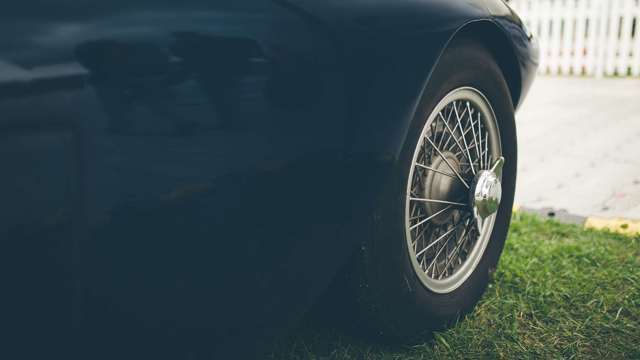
[274,213,640,359]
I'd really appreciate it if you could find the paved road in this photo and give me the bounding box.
[515,76,640,220]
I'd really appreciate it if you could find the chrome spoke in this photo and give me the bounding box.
[453,102,476,175]
[438,219,472,280]
[414,162,457,179]
[446,117,479,154]
[425,136,470,189]
[467,102,482,174]
[409,205,453,230]
[439,111,464,155]
[477,112,484,170]
[409,197,467,207]
[436,117,447,150]
[424,223,462,272]
[455,142,481,157]
[413,221,430,246]
[416,222,463,258]
[484,132,489,170]
[440,107,456,151]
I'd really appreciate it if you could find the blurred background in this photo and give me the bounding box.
[509,0,640,223]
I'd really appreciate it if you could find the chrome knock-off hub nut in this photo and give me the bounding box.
[471,157,505,220]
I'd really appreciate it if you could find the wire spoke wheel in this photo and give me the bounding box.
[405,87,502,294]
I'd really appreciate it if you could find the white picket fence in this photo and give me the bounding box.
[508,0,640,77]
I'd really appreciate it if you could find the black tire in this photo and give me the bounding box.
[352,39,518,340]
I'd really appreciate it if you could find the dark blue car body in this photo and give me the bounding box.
[0,0,537,357]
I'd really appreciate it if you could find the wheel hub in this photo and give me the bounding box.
[423,151,466,224]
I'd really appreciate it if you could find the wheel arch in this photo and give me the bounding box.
[444,20,523,109]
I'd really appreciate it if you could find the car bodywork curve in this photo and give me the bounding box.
[0,0,537,357]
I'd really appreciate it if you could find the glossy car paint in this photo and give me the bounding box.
[0,0,537,357]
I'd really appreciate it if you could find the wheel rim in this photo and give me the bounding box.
[405,87,503,294]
